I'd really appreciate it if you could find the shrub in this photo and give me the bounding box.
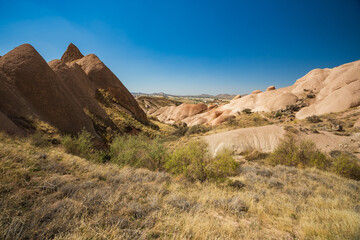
[307,93,316,98]
[243,149,268,161]
[165,140,238,182]
[110,134,167,171]
[267,136,330,170]
[61,130,94,159]
[306,115,322,123]
[30,132,50,148]
[165,140,208,182]
[171,123,189,137]
[274,111,283,118]
[226,117,237,126]
[186,125,211,135]
[286,104,300,112]
[331,152,360,180]
[207,149,238,181]
[242,108,252,114]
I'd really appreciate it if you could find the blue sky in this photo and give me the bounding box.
[1,0,360,95]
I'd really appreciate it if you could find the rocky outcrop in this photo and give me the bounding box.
[0,43,147,136]
[232,95,241,100]
[354,118,360,128]
[266,86,276,91]
[203,125,286,156]
[152,103,207,124]
[75,54,147,123]
[61,43,84,63]
[295,60,360,119]
[149,59,360,126]
[251,90,263,94]
[0,44,97,136]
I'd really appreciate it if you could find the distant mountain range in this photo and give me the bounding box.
[131,92,237,100]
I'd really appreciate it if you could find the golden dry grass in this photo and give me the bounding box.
[0,133,359,239]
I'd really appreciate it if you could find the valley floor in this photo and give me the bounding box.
[1,133,359,239]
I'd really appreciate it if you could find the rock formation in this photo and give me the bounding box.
[204,125,286,156]
[266,86,276,91]
[251,90,263,94]
[150,59,360,126]
[152,103,208,124]
[0,43,147,137]
[61,43,84,63]
[232,95,241,100]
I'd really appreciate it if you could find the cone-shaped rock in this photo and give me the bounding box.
[75,54,148,123]
[0,44,97,136]
[61,43,84,63]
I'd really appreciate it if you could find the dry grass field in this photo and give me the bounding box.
[1,132,359,240]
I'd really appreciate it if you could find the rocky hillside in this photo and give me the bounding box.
[136,96,182,114]
[151,60,360,126]
[0,43,148,139]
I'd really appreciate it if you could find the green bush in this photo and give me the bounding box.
[274,111,282,118]
[306,115,322,123]
[242,108,252,114]
[165,140,238,182]
[268,137,360,180]
[61,130,95,159]
[110,134,167,171]
[171,123,189,137]
[331,152,360,180]
[186,125,211,135]
[226,117,237,126]
[267,136,329,170]
[207,149,238,181]
[165,140,208,181]
[30,132,50,148]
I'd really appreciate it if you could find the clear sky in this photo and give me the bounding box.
[1,0,360,95]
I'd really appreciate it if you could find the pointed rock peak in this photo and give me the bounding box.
[61,43,84,63]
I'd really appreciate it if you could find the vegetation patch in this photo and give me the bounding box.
[306,115,322,123]
[110,134,167,171]
[268,136,360,180]
[165,140,239,182]
[0,132,359,239]
[61,130,97,161]
[186,124,211,135]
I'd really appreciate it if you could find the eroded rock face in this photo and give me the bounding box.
[232,95,241,100]
[152,103,208,124]
[75,54,148,123]
[0,44,96,136]
[251,90,263,94]
[266,86,276,91]
[61,43,84,63]
[203,125,286,156]
[295,60,360,119]
[149,59,360,126]
[354,118,360,128]
[0,43,147,136]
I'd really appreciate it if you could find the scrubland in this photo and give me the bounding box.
[1,129,360,240]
